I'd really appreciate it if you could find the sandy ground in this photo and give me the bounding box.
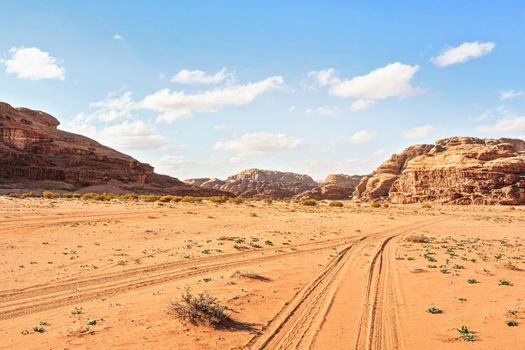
[0,197,524,350]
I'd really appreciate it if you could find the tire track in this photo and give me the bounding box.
[246,218,445,350]
[0,237,354,321]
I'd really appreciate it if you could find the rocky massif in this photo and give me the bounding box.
[0,102,228,196]
[186,171,362,200]
[354,137,525,205]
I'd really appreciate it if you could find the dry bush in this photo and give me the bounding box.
[62,192,81,198]
[406,234,430,243]
[421,203,432,209]
[301,199,318,206]
[20,192,35,199]
[231,270,271,282]
[370,201,381,208]
[42,191,60,199]
[329,201,344,207]
[168,288,230,327]
[229,197,244,204]
[139,194,160,202]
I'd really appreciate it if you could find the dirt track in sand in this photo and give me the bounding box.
[0,198,524,349]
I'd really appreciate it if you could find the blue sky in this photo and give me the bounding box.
[1,1,524,180]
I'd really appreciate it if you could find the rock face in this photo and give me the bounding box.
[0,101,229,196]
[294,174,362,200]
[217,169,317,198]
[354,137,525,205]
[184,177,226,190]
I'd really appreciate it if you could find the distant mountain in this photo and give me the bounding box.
[0,101,230,196]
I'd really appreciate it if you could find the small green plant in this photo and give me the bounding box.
[457,326,475,341]
[499,279,512,286]
[505,320,518,327]
[32,326,45,333]
[426,306,442,314]
[86,319,97,325]
[467,279,478,284]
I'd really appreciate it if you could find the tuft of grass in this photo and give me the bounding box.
[498,279,513,286]
[301,199,318,206]
[329,201,344,207]
[467,279,478,284]
[168,288,230,327]
[42,191,60,199]
[457,326,475,341]
[505,320,518,327]
[426,306,442,314]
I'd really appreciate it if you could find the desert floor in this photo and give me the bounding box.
[0,197,524,350]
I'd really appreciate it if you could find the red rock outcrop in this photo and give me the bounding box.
[217,169,317,198]
[294,174,362,200]
[0,101,229,196]
[354,137,525,205]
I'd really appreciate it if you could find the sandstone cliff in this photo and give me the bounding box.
[0,101,228,196]
[294,174,362,200]
[354,137,525,205]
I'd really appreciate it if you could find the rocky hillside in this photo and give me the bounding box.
[0,101,229,196]
[294,174,362,200]
[354,137,525,205]
[186,169,317,199]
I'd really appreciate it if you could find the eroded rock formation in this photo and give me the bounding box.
[0,101,229,196]
[354,137,525,205]
[294,174,362,200]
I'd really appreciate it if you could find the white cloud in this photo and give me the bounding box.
[171,68,230,84]
[402,124,435,139]
[214,132,302,155]
[85,91,137,122]
[476,116,525,133]
[113,34,123,40]
[100,121,168,150]
[431,41,495,67]
[3,47,65,80]
[310,63,423,110]
[306,105,340,116]
[158,155,191,170]
[350,99,375,111]
[142,76,284,122]
[499,90,524,100]
[336,130,376,144]
[373,148,389,156]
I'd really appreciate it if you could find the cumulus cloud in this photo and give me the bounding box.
[3,47,65,80]
[499,90,524,100]
[310,63,423,110]
[431,41,495,67]
[142,76,284,122]
[100,121,168,150]
[84,91,137,122]
[113,34,123,40]
[171,68,231,84]
[214,132,302,155]
[305,105,340,116]
[336,130,376,144]
[476,116,525,133]
[350,99,375,111]
[402,124,435,139]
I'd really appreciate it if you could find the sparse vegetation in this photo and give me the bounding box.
[426,306,442,314]
[329,201,344,207]
[168,288,230,327]
[301,199,318,206]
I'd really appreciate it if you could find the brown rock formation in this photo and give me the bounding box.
[354,137,525,205]
[294,174,362,200]
[0,101,229,196]
[218,168,317,198]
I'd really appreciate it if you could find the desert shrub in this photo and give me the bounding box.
[139,194,160,202]
[20,192,35,199]
[181,196,202,203]
[158,195,174,203]
[63,192,81,198]
[426,306,442,314]
[119,193,138,201]
[370,201,381,208]
[229,197,244,204]
[382,202,389,208]
[263,198,273,205]
[168,288,230,326]
[406,234,430,243]
[301,199,318,206]
[208,196,229,204]
[42,191,60,199]
[7,192,19,198]
[499,279,513,286]
[506,320,518,327]
[329,201,344,207]
[422,203,432,209]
